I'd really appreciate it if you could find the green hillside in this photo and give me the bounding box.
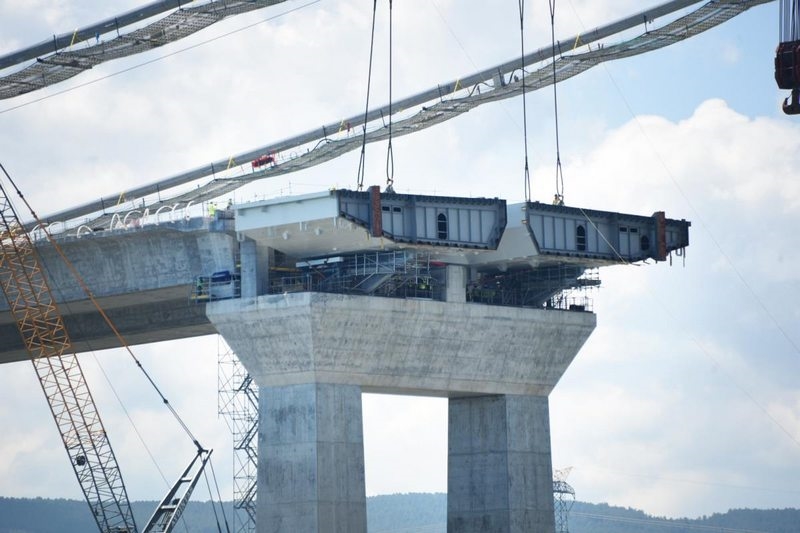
[0,494,796,533]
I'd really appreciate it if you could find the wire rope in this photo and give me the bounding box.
[357,0,379,191]
[549,0,565,205]
[385,0,395,192]
[201,466,224,533]
[518,0,532,203]
[88,347,171,487]
[208,457,232,533]
[0,161,206,453]
[0,0,320,116]
[779,0,800,42]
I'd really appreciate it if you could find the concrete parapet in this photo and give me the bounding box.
[206,292,595,397]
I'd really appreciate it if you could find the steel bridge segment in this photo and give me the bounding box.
[33,0,773,234]
[0,0,289,100]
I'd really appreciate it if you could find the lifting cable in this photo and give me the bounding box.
[518,0,532,203]
[356,0,379,191]
[385,0,395,193]
[549,0,565,205]
[779,0,800,43]
[0,162,205,454]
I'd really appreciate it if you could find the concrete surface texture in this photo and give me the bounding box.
[448,395,555,533]
[258,383,367,533]
[0,224,236,363]
[208,292,594,533]
[206,292,596,397]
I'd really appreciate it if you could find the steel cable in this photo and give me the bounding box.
[357,0,379,191]
[518,0,532,203]
[549,0,565,205]
[386,0,395,192]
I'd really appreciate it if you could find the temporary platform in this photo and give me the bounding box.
[228,187,689,309]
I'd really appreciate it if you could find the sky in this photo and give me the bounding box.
[0,0,798,522]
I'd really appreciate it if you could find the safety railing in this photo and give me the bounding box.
[190,270,241,302]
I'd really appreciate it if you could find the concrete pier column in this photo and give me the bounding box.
[258,383,367,533]
[239,240,272,298]
[239,238,258,299]
[448,394,555,533]
[445,264,467,303]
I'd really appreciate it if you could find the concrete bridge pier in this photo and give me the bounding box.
[207,292,595,533]
[448,395,554,533]
[0,189,690,533]
[259,383,367,533]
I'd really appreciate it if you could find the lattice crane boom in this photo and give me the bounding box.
[0,163,214,533]
[0,169,137,532]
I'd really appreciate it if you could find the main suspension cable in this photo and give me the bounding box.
[357,0,379,191]
[519,0,532,203]
[385,0,395,193]
[550,0,565,205]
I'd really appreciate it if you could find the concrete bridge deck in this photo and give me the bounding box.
[0,218,236,363]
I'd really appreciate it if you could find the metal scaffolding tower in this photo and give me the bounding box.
[217,338,258,533]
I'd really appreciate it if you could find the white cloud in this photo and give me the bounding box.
[545,95,800,517]
[721,41,742,65]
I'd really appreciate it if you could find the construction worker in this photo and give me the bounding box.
[208,202,217,219]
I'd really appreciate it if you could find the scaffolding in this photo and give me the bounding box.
[217,339,258,533]
[467,266,599,311]
[270,250,446,301]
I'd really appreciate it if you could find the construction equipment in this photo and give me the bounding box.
[776,0,800,113]
[218,341,258,533]
[0,162,213,533]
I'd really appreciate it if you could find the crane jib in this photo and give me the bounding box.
[1,163,213,533]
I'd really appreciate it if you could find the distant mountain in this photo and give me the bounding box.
[0,498,231,533]
[570,502,800,533]
[0,494,797,533]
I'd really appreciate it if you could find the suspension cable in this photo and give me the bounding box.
[357,0,379,191]
[0,162,205,453]
[519,0,532,203]
[550,0,565,205]
[385,0,395,193]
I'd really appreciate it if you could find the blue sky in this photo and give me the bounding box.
[0,0,798,520]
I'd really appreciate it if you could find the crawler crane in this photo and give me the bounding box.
[0,162,213,533]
